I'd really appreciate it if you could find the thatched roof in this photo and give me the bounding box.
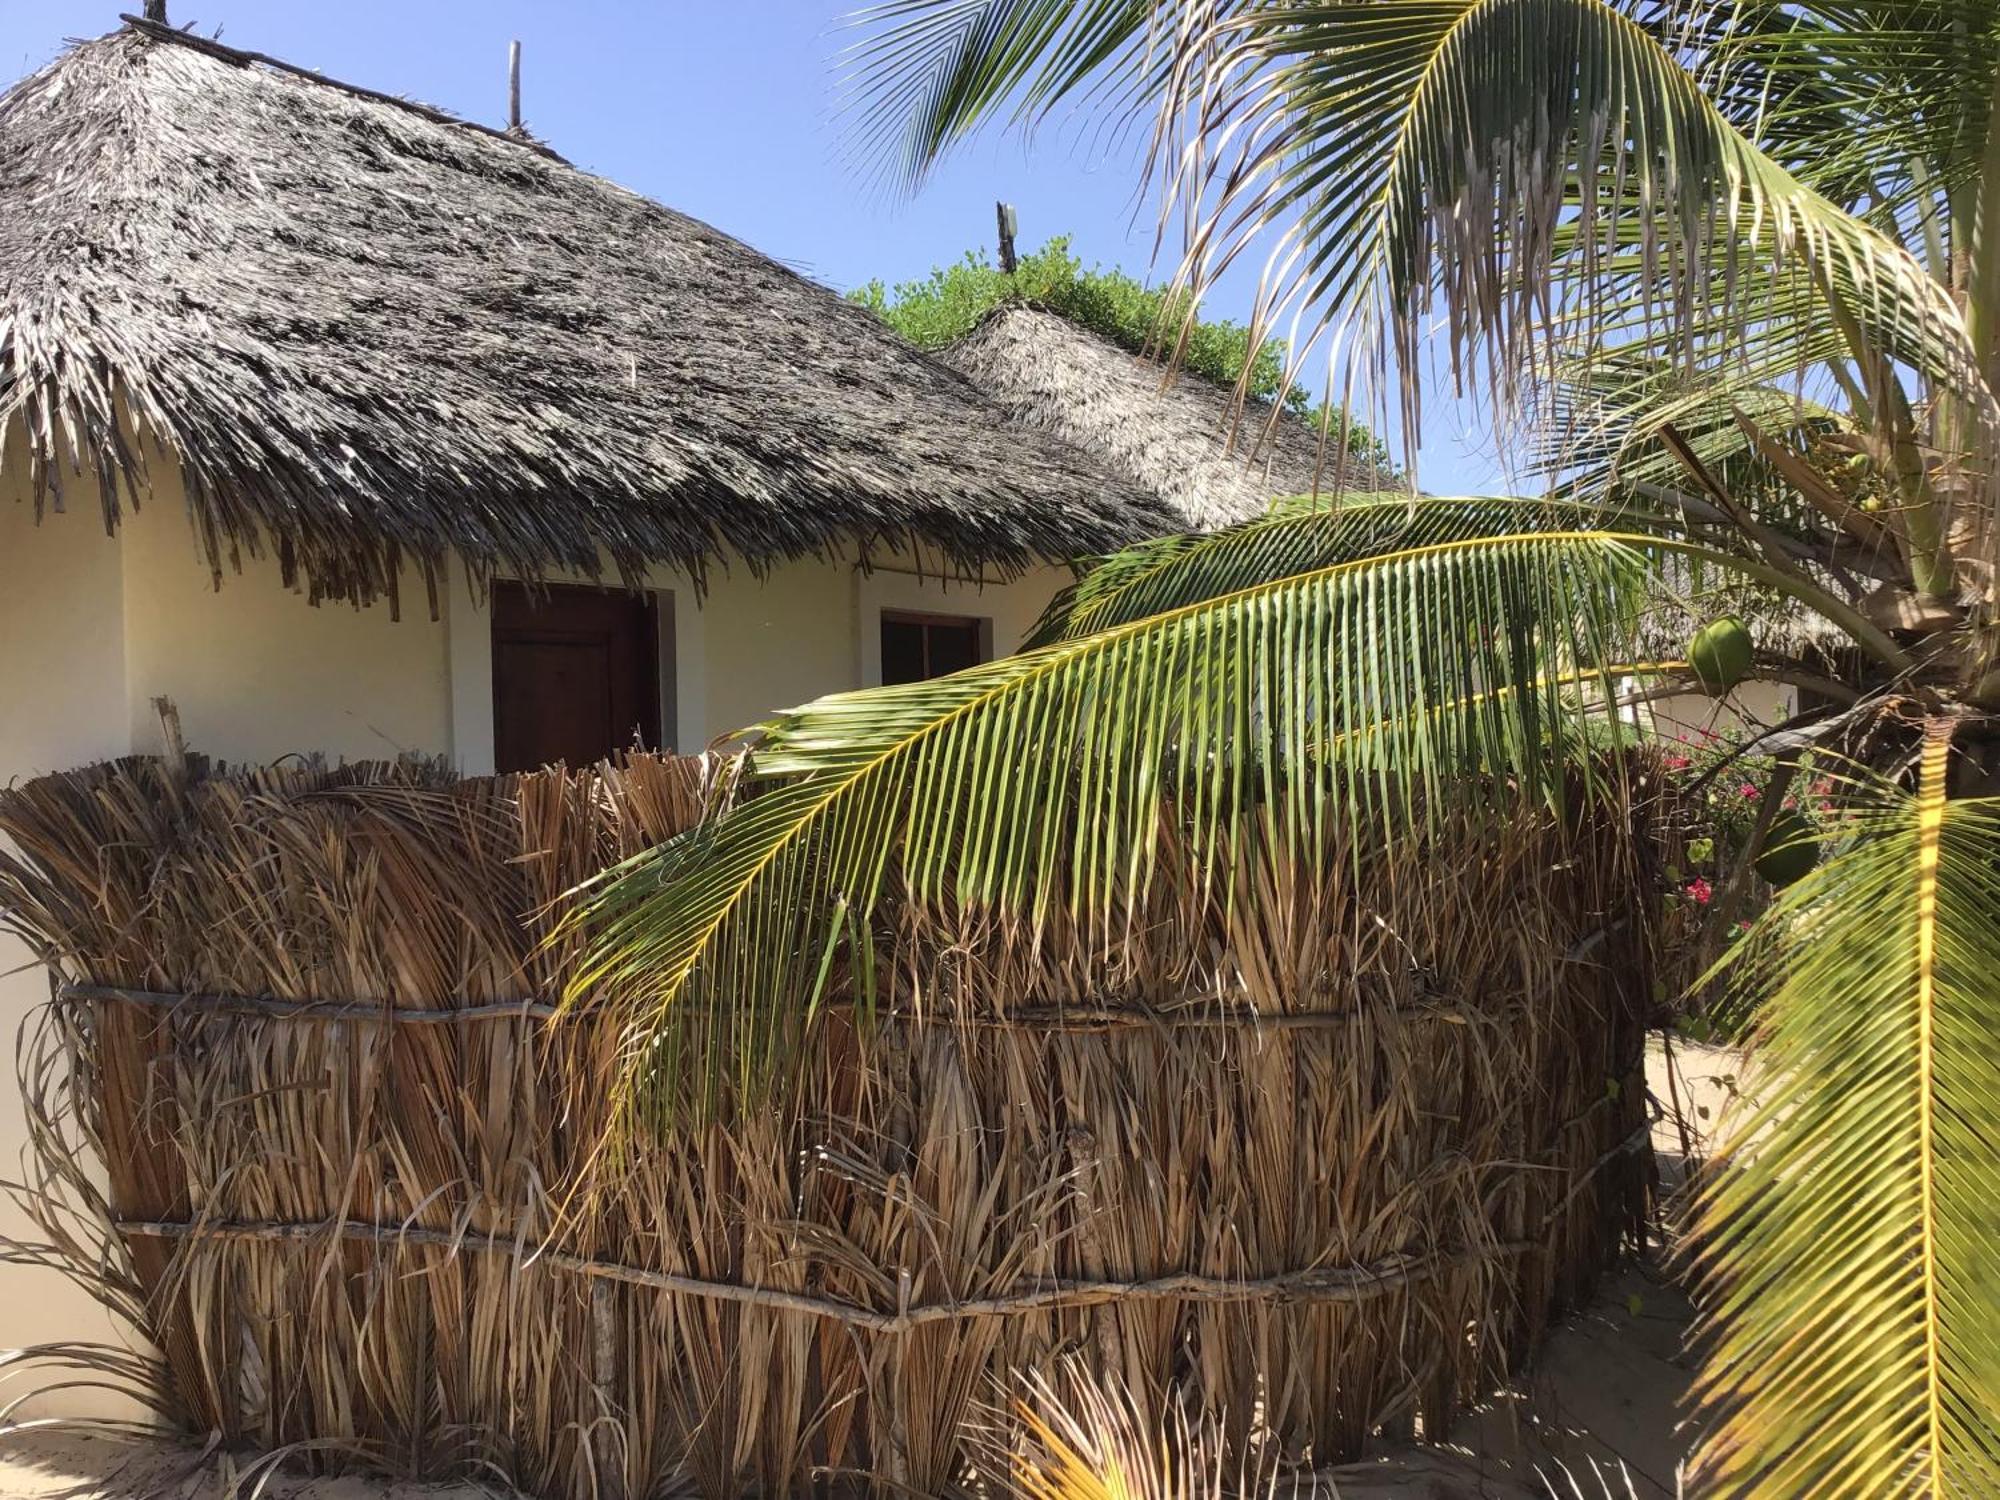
[944,304,1401,529]
[0,21,1167,606]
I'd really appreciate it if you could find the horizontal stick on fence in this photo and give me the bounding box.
[112,1216,1533,1333]
[59,984,564,1024]
[934,1002,1476,1032]
[59,984,1475,1032]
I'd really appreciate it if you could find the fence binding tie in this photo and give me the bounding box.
[107,1215,1539,1332]
[57,982,1481,1031]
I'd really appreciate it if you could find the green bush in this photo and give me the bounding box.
[851,237,1391,467]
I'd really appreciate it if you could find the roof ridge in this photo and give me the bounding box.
[116,13,568,164]
[971,299,1290,413]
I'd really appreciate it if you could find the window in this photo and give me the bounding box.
[880,610,987,685]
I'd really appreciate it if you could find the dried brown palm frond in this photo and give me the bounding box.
[0,746,1654,1498]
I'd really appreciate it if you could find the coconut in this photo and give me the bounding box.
[1688,616,1753,694]
[1755,810,1818,887]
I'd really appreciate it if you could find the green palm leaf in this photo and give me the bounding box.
[1028,494,1594,645]
[846,0,1990,454]
[1691,733,2000,1496]
[1695,0,1998,240]
[1030,493,1908,665]
[568,526,1671,1115]
[840,0,1163,192]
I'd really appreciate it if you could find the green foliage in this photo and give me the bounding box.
[849,236,1390,466]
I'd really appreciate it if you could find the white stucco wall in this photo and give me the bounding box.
[1647,680,1797,746]
[75,479,1066,775]
[0,490,136,1418]
[118,496,454,764]
[696,555,1063,745]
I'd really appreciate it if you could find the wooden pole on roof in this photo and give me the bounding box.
[142,0,167,20]
[508,40,522,133]
[996,202,1018,274]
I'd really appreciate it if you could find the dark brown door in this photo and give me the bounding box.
[492,582,660,772]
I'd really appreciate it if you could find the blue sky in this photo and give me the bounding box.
[6,1,1508,491]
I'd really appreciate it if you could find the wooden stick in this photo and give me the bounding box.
[111,1216,1530,1333]
[60,982,1473,1032]
[938,1003,1472,1032]
[60,984,563,1025]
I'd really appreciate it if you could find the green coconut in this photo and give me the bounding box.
[1754,810,1819,887]
[1688,615,1753,694]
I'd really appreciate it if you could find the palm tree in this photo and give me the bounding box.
[577,4,2000,1492]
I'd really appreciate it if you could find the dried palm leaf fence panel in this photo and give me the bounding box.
[0,747,1654,1499]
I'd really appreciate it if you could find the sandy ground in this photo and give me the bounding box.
[0,1042,1738,1500]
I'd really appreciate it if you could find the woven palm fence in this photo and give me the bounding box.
[0,744,1654,1498]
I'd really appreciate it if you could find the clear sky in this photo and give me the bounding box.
[4,0,1510,492]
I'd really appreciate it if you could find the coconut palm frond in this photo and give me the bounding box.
[839,0,1168,191]
[568,527,1675,1114]
[1690,734,2000,1496]
[1693,0,1999,236]
[1542,351,1866,547]
[1546,353,1843,490]
[1029,494,1619,646]
[1000,1361,1267,1500]
[1028,493,1904,668]
[846,0,1990,456]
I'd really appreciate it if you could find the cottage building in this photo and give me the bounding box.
[0,19,1173,775]
[0,16,1445,1404]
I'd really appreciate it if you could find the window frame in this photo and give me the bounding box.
[876,607,993,685]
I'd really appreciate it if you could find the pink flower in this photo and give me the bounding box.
[1739,782,1759,800]
[1664,754,1692,771]
[1685,877,1714,905]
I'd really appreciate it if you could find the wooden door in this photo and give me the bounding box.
[492,582,660,772]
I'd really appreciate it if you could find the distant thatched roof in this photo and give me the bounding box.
[0,22,1167,606]
[944,304,1400,529]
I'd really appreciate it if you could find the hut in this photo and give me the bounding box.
[944,302,1399,528]
[0,18,1168,772]
[0,16,1171,1390]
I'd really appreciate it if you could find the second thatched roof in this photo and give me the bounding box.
[0,21,1167,606]
[945,304,1400,529]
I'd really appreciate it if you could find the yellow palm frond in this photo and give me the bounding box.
[1690,732,2000,1496]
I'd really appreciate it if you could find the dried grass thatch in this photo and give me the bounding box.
[944,305,1400,529]
[0,21,1168,607]
[0,747,1654,1498]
